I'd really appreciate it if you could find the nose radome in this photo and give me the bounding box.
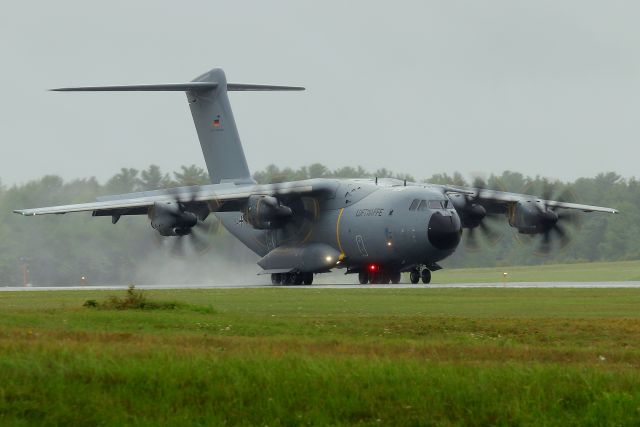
[428,211,462,251]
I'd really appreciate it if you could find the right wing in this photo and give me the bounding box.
[13,181,329,217]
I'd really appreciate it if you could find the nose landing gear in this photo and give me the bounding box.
[410,270,420,284]
[421,269,431,284]
[410,268,431,284]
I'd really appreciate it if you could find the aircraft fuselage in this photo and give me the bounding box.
[217,178,462,274]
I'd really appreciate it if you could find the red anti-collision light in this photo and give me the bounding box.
[368,264,379,272]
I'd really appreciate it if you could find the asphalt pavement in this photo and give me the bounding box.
[2,282,640,291]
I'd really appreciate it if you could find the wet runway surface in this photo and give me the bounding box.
[3,282,640,291]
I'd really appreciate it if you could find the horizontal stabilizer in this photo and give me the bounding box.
[51,83,304,92]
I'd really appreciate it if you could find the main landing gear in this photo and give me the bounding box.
[409,268,431,284]
[358,270,401,285]
[271,272,314,286]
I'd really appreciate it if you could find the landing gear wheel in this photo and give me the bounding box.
[282,273,294,286]
[390,271,401,284]
[410,270,420,284]
[421,269,431,284]
[294,274,304,285]
[271,273,282,285]
[358,271,369,285]
[302,273,314,285]
[381,273,391,284]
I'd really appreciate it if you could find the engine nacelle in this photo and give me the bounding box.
[509,200,558,234]
[149,201,198,236]
[243,195,293,230]
[448,194,486,228]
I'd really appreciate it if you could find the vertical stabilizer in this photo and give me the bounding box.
[50,68,304,185]
[187,69,252,185]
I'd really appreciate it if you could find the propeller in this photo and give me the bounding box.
[465,215,503,250]
[168,219,218,256]
[153,186,220,256]
[265,180,320,243]
[521,180,582,255]
[461,177,504,250]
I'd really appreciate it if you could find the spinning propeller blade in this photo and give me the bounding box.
[153,186,220,256]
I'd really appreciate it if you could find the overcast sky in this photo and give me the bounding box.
[1,0,638,185]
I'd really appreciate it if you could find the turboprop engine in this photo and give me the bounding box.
[510,200,558,235]
[243,195,293,230]
[448,194,487,229]
[509,199,579,253]
[149,201,198,236]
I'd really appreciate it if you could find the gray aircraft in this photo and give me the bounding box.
[14,67,617,285]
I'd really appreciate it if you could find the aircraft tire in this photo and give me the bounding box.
[421,269,432,284]
[294,274,304,285]
[410,270,420,284]
[390,271,401,284]
[302,273,314,285]
[271,273,282,285]
[358,271,369,284]
[282,273,294,286]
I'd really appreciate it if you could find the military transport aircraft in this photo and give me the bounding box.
[14,68,617,285]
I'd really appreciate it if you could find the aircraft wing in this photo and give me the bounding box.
[13,181,324,217]
[442,186,618,214]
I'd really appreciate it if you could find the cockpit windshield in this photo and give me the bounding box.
[428,200,451,210]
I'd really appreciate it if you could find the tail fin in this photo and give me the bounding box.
[53,68,304,185]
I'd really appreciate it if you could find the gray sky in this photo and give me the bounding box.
[1,0,638,185]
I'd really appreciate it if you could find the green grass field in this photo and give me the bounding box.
[2,287,640,426]
[432,259,640,283]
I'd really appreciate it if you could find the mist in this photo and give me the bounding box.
[1,1,639,185]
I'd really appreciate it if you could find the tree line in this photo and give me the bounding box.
[0,163,636,285]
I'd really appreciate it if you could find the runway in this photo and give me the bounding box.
[2,282,640,291]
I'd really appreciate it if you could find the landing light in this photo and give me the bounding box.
[386,241,392,247]
[325,256,333,263]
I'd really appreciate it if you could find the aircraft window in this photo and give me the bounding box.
[428,200,450,209]
[418,200,428,211]
[409,199,419,210]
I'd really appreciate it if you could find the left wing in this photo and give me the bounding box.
[441,185,618,214]
[440,185,618,214]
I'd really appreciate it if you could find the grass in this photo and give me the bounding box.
[83,284,215,313]
[1,287,640,425]
[433,259,640,283]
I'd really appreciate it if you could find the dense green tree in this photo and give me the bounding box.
[105,168,139,194]
[138,165,167,190]
[172,164,210,186]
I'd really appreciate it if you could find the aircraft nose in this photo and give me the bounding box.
[428,211,462,251]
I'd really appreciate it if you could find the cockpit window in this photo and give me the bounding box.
[418,200,428,211]
[428,200,451,209]
[409,199,419,211]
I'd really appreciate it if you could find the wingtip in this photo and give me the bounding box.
[14,210,37,216]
